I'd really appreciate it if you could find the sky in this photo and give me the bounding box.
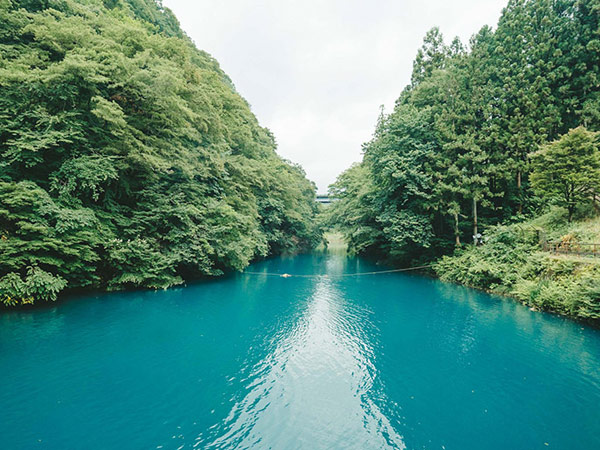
[162,0,508,193]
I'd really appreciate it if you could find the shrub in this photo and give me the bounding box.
[0,267,67,306]
[436,215,600,323]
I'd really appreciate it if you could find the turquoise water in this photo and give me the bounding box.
[1,253,600,450]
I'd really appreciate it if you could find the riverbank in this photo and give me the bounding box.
[434,211,600,325]
[316,232,348,253]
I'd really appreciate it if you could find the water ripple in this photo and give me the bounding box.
[1,253,600,450]
[201,276,405,450]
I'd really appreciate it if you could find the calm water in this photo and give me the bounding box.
[1,252,600,450]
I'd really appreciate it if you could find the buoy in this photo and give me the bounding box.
[281,273,292,278]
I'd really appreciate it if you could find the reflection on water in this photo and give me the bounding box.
[204,256,405,449]
[1,252,600,450]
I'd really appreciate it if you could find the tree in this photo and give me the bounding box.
[363,103,436,259]
[530,127,600,221]
[0,0,321,305]
[330,0,600,261]
[327,163,383,255]
[410,27,449,87]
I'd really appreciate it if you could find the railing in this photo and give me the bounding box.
[543,241,600,258]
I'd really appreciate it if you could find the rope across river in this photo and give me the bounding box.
[242,264,433,278]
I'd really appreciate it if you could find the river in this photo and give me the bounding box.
[1,251,599,449]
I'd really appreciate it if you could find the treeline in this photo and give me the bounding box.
[329,0,600,263]
[0,0,321,306]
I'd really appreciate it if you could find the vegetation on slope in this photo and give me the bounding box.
[436,209,600,321]
[327,0,600,321]
[0,0,321,306]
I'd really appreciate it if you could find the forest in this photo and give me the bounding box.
[0,0,321,306]
[328,0,600,321]
[3,0,600,322]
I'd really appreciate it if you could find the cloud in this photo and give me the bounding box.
[163,0,507,192]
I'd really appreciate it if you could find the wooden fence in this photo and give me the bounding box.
[542,241,600,258]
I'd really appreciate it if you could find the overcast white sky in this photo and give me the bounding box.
[163,0,507,192]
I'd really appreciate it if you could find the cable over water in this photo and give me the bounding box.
[242,264,433,278]
[2,253,600,449]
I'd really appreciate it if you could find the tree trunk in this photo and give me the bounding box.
[517,170,522,215]
[473,198,478,244]
[566,185,574,222]
[568,205,573,223]
[454,211,461,247]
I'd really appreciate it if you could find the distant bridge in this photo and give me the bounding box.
[316,195,334,205]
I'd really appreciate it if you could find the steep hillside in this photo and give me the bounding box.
[0,0,321,305]
[327,0,600,322]
[328,0,599,262]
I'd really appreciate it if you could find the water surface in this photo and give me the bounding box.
[1,253,599,449]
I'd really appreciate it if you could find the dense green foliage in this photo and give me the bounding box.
[436,209,600,321]
[531,127,600,221]
[330,0,600,260]
[0,0,320,305]
[328,0,600,321]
